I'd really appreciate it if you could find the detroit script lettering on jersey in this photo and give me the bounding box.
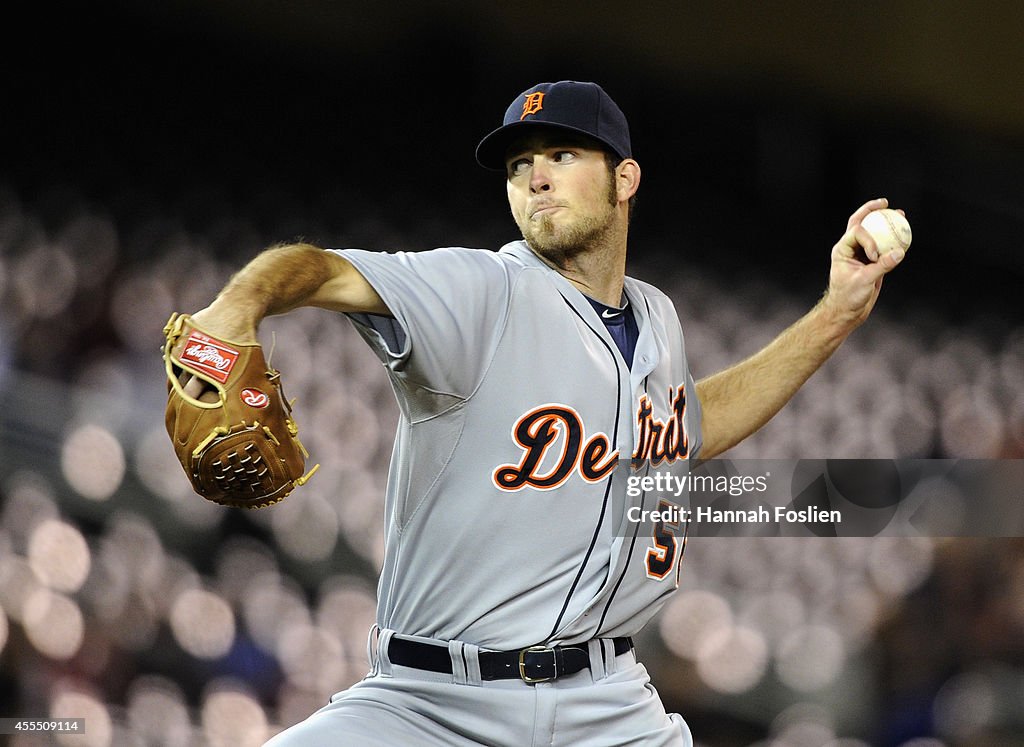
[633,385,689,466]
[492,404,617,491]
[493,385,690,491]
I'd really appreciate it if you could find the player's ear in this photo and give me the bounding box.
[616,159,641,203]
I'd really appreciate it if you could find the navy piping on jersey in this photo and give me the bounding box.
[595,294,658,636]
[547,292,623,641]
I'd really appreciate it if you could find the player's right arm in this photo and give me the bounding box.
[189,242,390,342]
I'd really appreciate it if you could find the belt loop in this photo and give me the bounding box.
[448,640,468,685]
[366,624,381,674]
[448,640,484,686]
[376,628,396,676]
[602,639,618,675]
[587,639,608,681]
[464,642,483,686]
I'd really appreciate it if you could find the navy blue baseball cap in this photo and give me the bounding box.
[475,81,632,171]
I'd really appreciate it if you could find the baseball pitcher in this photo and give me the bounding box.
[170,81,905,746]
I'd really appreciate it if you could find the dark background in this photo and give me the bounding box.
[5,1,1023,324]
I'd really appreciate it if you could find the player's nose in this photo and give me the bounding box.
[529,158,553,193]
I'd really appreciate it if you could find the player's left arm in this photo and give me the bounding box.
[696,197,907,459]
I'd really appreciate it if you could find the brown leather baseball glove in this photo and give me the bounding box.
[163,313,318,508]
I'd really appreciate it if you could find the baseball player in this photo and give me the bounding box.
[188,81,905,746]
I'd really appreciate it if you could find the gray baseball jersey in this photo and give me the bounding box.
[337,239,702,650]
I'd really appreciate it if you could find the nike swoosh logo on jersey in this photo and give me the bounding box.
[602,308,622,319]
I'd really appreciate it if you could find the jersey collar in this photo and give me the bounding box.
[498,240,659,373]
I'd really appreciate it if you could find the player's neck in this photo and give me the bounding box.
[562,257,626,307]
[539,235,628,307]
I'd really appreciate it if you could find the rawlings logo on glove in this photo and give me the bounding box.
[162,313,319,509]
[180,335,239,381]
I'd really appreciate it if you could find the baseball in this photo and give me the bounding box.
[861,208,912,258]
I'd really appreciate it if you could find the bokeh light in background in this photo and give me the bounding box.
[51,685,113,747]
[126,675,193,747]
[2,3,1024,746]
[22,589,84,661]
[27,519,90,593]
[169,588,236,660]
[60,424,125,502]
[201,679,270,747]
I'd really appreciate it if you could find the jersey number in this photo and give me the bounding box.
[645,499,686,582]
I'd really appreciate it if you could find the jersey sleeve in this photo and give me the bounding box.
[333,247,514,402]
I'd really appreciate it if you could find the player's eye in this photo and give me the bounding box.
[508,158,531,178]
[552,151,577,163]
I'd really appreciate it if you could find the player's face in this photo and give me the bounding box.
[504,134,619,262]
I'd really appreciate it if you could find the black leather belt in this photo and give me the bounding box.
[387,636,633,683]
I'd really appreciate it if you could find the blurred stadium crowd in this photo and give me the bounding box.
[0,172,1022,747]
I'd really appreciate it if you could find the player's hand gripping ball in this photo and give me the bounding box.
[861,208,912,260]
[162,313,319,509]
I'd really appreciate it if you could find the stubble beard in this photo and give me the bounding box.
[520,175,619,266]
[522,210,614,265]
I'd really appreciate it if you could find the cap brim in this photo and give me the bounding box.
[474,120,620,171]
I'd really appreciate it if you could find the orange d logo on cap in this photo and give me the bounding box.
[520,92,545,120]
